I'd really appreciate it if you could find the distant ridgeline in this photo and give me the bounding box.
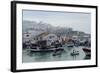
[22,20,90,37]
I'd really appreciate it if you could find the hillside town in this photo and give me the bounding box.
[22,21,91,61]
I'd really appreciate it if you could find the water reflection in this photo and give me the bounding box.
[22,46,90,63]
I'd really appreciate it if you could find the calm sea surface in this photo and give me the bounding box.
[22,46,90,63]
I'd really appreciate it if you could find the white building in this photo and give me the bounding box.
[36,32,58,46]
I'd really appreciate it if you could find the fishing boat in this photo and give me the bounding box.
[70,50,79,56]
[52,48,64,56]
[27,48,55,52]
[82,47,91,56]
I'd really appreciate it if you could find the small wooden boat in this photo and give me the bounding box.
[70,52,79,56]
[82,47,91,56]
[82,48,91,52]
[70,50,79,56]
[27,46,55,52]
[52,48,64,56]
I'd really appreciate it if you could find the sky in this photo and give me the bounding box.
[23,10,91,34]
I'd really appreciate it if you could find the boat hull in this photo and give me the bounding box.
[82,48,91,56]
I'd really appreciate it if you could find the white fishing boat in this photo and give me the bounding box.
[70,50,79,56]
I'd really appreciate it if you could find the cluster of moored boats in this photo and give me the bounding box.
[23,39,91,57]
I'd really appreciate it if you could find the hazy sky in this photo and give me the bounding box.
[23,10,91,34]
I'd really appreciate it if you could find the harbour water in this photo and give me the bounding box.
[22,46,90,63]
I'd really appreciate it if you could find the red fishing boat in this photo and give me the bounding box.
[82,47,91,56]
